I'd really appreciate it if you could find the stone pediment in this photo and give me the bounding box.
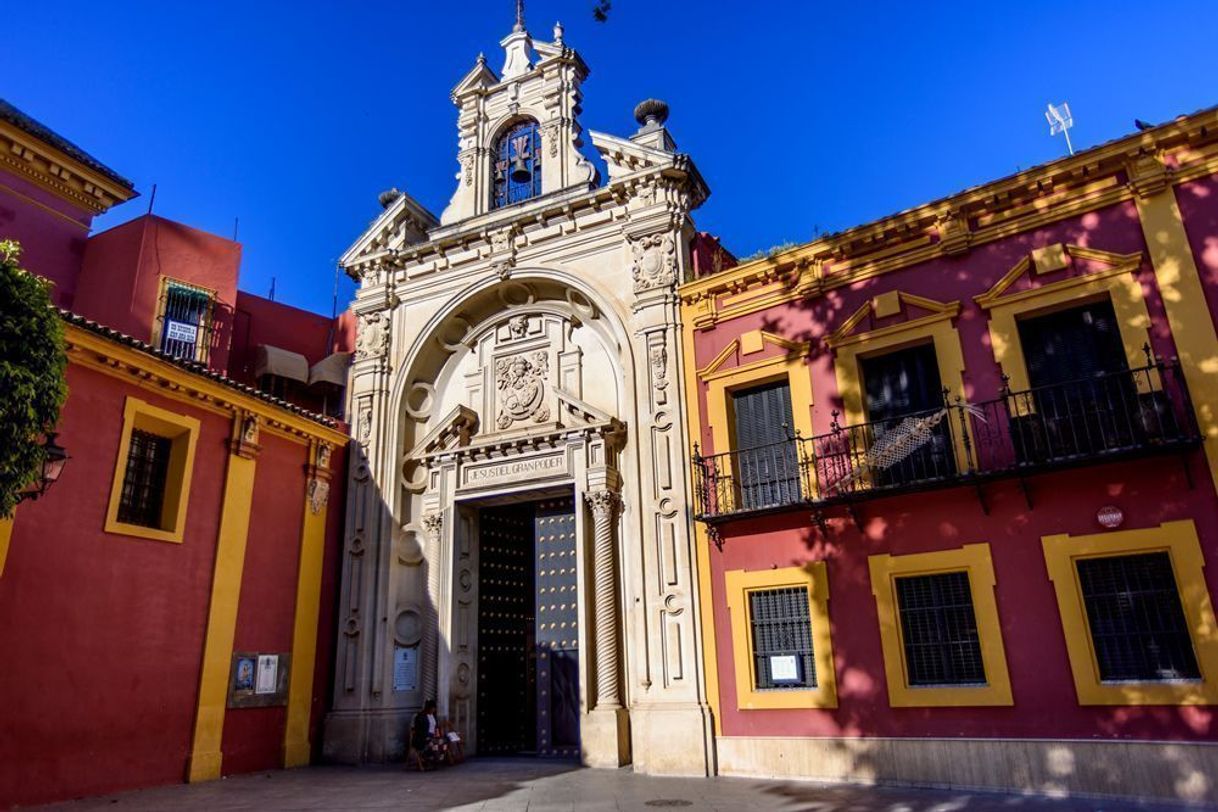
[589,131,677,179]
[451,55,499,99]
[406,405,479,459]
[340,190,439,278]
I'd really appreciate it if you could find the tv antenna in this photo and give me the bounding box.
[1045,102,1075,156]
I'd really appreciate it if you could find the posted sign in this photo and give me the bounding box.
[164,320,199,344]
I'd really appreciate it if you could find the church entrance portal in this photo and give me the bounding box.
[475,494,580,758]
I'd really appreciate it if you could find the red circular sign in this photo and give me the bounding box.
[1097,505,1124,529]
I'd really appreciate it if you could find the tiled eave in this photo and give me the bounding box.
[60,310,349,445]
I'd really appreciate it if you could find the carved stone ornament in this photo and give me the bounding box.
[508,315,529,338]
[307,477,331,514]
[317,444,332,469]
[460,150,475,187]
[355,312,389,360]
[421,512,443,539]
[540,120,562,158]
[241,415,259,444]
[492,259,514,280]
[584,488,621,520]
[495,351,551,429]
[649,343,669,390]
[629,232,678,293]
[490,226,515,254]
[358,407,372,443]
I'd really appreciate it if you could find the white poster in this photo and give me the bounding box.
[769,654,799,682]
[393,646,418,693]
[255,654,278,694]
[165,320,199,344]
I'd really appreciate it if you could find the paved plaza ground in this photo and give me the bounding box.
[36,758,1212,811]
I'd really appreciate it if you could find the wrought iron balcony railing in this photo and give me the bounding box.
[692,359,1200,521]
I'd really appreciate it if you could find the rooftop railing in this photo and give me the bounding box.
[692,357,1200,521]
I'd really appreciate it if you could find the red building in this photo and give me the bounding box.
[680,108,1218,804]
[0,100,352,806]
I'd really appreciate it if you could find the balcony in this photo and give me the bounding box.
[692,360,1201,522]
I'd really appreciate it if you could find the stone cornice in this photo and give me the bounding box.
[345,161,704,285]
[678,105,1218,326]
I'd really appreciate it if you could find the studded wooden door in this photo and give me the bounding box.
[534,497,580,758]
[476,504,536,754]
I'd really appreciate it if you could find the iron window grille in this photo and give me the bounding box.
[117,429,172,528]
[748,586,816,690]
[492,121,542,209]
[1076,552,1201,682]
[158,280,215,363]
[895,571,987,687]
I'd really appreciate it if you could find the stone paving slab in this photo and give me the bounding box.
[34,759,1213,812]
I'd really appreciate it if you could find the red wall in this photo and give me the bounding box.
[693,196,1218,743]
[75,215,241,372]
[229,292,342,386]
[0,362,348,806]
[709,461,1218,741]
[220,433,306,774]
[0,366,227,805]
[0,169,98,309]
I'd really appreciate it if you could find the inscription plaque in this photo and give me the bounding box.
[461,453,567,489]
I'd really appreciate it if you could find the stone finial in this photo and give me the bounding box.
[378,188,402,209]
[553,21,564,43]
[633,99,669,131]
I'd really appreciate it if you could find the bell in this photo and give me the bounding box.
[510,153,532,183]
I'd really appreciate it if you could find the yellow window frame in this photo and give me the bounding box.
[975,249,1153,397]
[1041,519,1218,705]
[868,543,1013,707]
[826,300,971,472]
[105,396,201,544]
[724,563,838,709]
[699,331,813,454]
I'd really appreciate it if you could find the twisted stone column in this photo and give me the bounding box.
[420,512,443,702]
[585,489,622,708]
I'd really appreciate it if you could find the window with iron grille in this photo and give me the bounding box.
[895,571,987,686]
[1077,552,1201,682]
[158,281,215,363]
[117,429,172,528]
[749,587,816,690]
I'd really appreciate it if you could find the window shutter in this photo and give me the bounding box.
[733,381,794,449]
[1018,299,1129,388]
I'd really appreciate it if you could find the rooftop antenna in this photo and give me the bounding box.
[1046,102,1075,156]
[514,0,525,31]
[146,183,157,215]
[269,276,276,302]
[232,217,239,241]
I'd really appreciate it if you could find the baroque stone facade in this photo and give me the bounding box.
[325,12,713,775]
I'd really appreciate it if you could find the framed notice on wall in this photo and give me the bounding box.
[393,645,418,693]
[228,651,291,708]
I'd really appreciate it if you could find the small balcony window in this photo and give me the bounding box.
[157,280,215,363]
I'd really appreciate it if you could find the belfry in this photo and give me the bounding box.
[325,6,715,773]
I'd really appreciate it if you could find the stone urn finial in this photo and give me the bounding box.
[633,99,669,131]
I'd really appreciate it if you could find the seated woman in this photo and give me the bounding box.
[410,699,449,768]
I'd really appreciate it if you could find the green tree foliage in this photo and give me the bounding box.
[0,240,67,517]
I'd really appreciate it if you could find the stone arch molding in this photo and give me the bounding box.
[389,269,634,506]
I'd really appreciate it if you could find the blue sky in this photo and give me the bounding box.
[6,1,1217,315]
